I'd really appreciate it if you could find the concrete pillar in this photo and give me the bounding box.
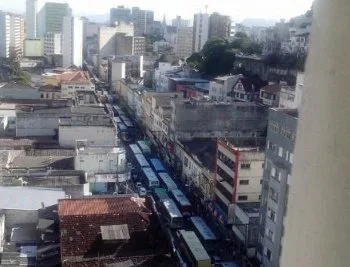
[280,0,350,266]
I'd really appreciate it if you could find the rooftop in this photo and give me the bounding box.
[271,108,299,118]
[236,202,260,215]
[25,148,76,157]
[0,138,35,149]
[219,137,266,151]
[7,155,74,169]
[0,187,66,210]
[16,105,71,115]
[169,77,209,83]
[261,83,282,94]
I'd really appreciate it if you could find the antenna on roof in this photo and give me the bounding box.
[205,5,209,14]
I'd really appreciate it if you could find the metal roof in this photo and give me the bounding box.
[101,224,130,240]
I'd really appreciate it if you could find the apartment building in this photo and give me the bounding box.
[0,11,25,58]
[192,13,209,52]
[257,108,298,267]
[43,32,62,56]
[25,0,37,38]
[62,16,83,68]
[110,5,131,25]
[176,27,193,59]
[209,12,231,39]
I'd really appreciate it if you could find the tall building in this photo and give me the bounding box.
[192,13,209,52]
[26,0,37,38]
[172,16,190,28]
[38,2,71,36]
[62,16,83,67]
[209,12,231,39]
[0,11,25,58]
[44,32,62,56]
[257,108,298,267]
[132,7,154,36]
[176,27,193,59]
[110,6,131,25]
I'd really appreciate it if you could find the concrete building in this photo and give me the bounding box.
[0,11,25,58]
[193,13,209,52]
[281,27,311,54]
[257,108,298,267]
[115,34,134,55]
[232,76,267,102]
[214,138,265,225]
[25,0,37,38]
[164,25,178,47]
[176,27,193,59]
[172,16,191,28]
[23,38,42,57]
[43,32,62,56]
[154,62,182,92]
[279,73,304,109]
[108,55,143,88]
[62,16,83,68]
[209,75,240,101]
[209,13,231,40]
[170,100,268,140]
[259,83,282,107]
[61,80,95,99]
[131,7,154,36]
[110,6,131,25]
[133,36,146,55]
[37,2,71,37]
[0,83,40,99]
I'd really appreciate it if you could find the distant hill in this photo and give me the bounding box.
[240,18,278,27]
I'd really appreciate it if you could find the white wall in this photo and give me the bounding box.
[16,116,61,137]
[193,13,209,52]
[61,82,95,99]
[63,16,83,67]
[24,39,42,57]
[26,0,37,38]
[59,125,116,147]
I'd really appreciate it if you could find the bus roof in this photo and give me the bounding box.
[117,122,127,132]
[154,188,170,200]
[171,189,191,206]
[178,230,210,261]
[190,216,217,241]
[150,158,166,172]
[158,172,178,190]
[114,116,122,123]
[135,154,150,167]
[129,144,142,154]
[142,167,159,182]
[162,199,183,218]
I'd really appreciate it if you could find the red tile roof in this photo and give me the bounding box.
[58,196,170,266]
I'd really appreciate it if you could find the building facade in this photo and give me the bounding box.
[38,2,71,37]
[172,16,190,28]
[0,12,25,59]
[176,27,193,59]
[43,32,62,56]
[110,6,131,25]
[24,38,42,57]
[209,13,231,40]
[209,75,239,101]
[25,0,37,38]
[62,16,83,68]
[131,7,154,36]
[257,108,298,267]
[192,13,209,52]
[214,138,265,224]
[61,81,95,99]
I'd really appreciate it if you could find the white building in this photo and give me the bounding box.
[24,38,42,57]
[176,27,193,59]
[209,75,239,101]
[0,11,25,58]
[26,0,37,38]
[43,32,62,56]
[62,16,83,68]
[154,62,182,92]
[279,72,304,109]
[214,138,265,223]
[61,81,95,99]
[193,13,209,52]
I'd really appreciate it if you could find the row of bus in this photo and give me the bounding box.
[128,141,216,267]
[112,105,135,142]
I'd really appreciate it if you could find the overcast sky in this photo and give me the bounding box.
[0,0,313,22]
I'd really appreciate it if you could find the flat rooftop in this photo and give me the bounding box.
[271,108,299,118]
[169,77,209,83]
[0,187,66,210]
[236,202,260,215]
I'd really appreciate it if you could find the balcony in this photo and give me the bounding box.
[217,159,234,178]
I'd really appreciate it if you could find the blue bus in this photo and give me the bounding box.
[170,189,192,216]
[137,140,151,155]
[113,105,125,116]
[134,154,150,168]
[114,116,122,124]
[149,158,166,172]
[129,144,142,155]
[190,216,217,252]
[158,172,178,191]
[142,167,160,188]
[117,121,127,132]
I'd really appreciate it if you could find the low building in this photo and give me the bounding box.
[39,84,61,99]
[259,83,282,107]
[58,195,170,267]
[209,75,240,101]
[278,72,304,109]
[24,38,43,57]
[154,63,182,92]
[214,137,265,224]
[168,77,209,93]
[170,99,268,140]
[0,83,40,100]
[176,83,209,98]
[61,80,95,99]
[231,202,260,258]
[232,76,267,102]
[175,138,216,201]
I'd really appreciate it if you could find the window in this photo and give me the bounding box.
[241,163,251,169]
[289,152,294,164]
[239,180,249,185]
[270,121,279,132]
[271,167,276,178]
[265,227,274,242]
[278,147,283,157]
[285,150,289,161]
[265,248,272,261]
[184,157,188,167]
[268,208,276,222]
[269,187,279,203]
[238,195,248,201]
[260,179,263,184]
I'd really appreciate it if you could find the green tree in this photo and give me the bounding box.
[186,52,203,70]
[234,32,248,39]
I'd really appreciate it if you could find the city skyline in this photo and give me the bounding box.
[1,0,313,22]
